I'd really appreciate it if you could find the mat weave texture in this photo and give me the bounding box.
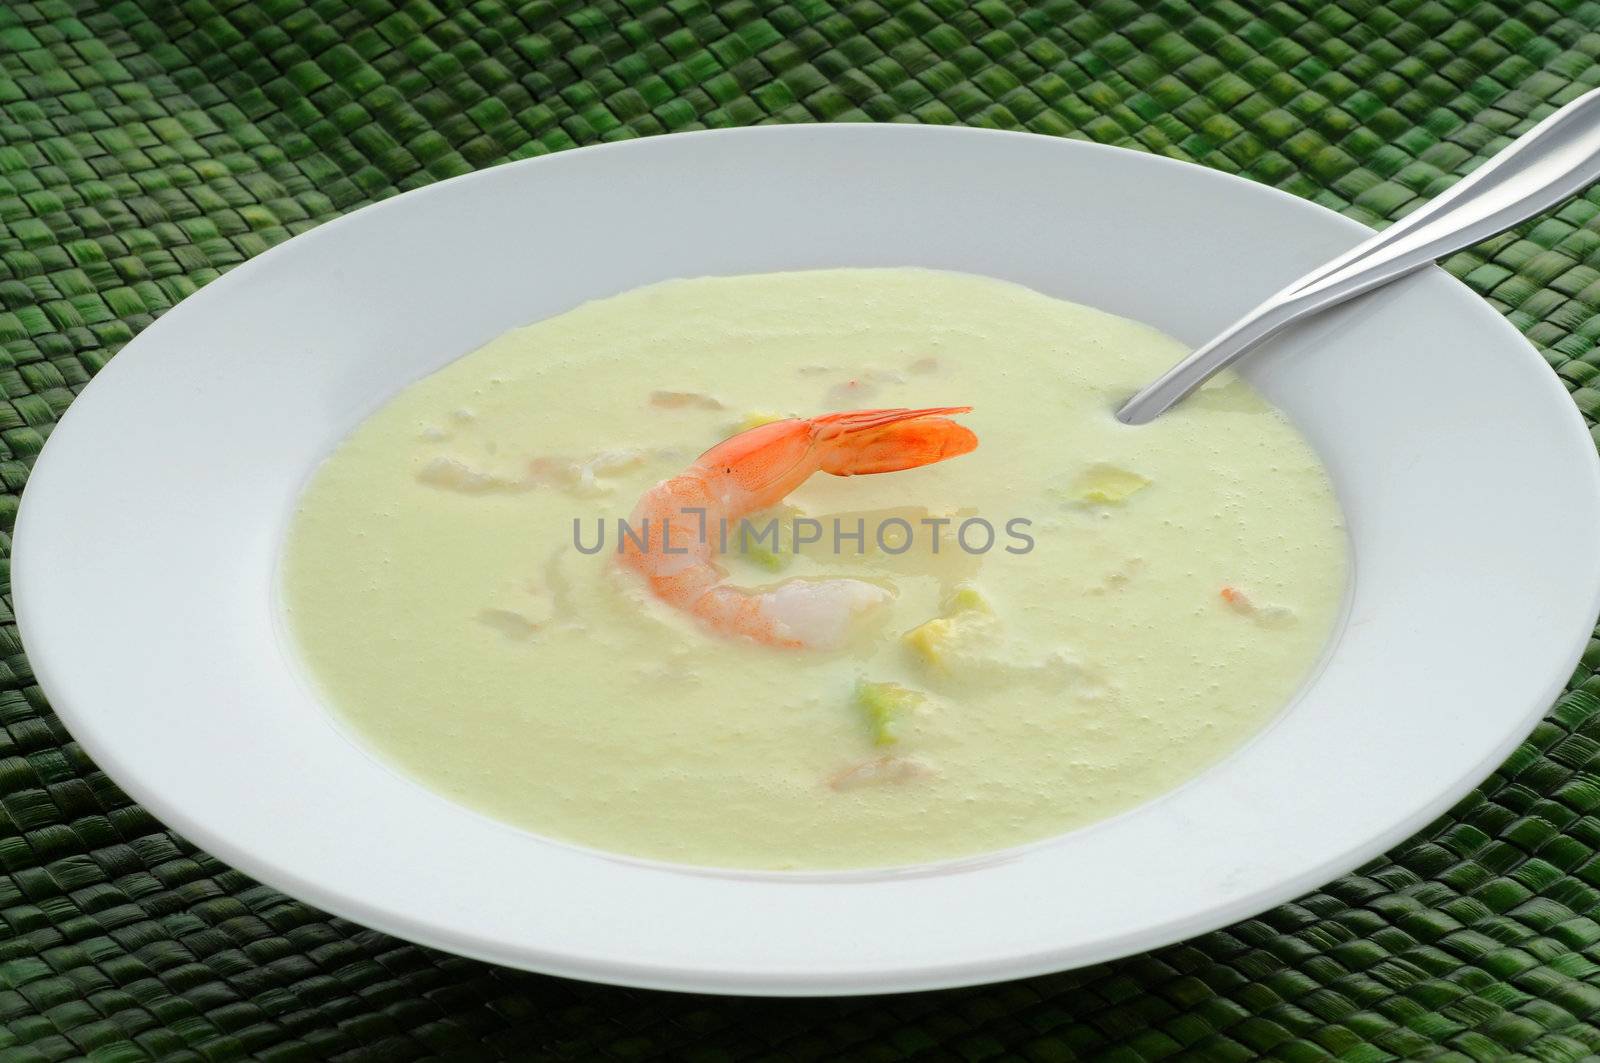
[5,0,1600,1059]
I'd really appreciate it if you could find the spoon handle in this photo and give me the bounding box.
[1116,85,1600,425]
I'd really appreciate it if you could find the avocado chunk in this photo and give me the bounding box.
[903,584,995,670]
[854,680,927,746]
[1070,463,1150,505]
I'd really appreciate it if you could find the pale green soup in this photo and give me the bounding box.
[283,269,1347,869]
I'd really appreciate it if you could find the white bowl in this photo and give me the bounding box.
[16,125,1600,995]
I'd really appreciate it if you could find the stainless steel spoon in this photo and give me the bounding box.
[1117,85,1600,425]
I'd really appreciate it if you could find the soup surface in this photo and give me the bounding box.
[283,269,1347,869]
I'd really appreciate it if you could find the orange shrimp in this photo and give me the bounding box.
[618,407,978,649]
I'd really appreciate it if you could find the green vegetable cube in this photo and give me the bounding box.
[854,680,926,746]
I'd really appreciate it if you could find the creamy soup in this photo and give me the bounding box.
[282,269,1347,870]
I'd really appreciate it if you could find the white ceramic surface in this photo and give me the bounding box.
[15,125,1600,996]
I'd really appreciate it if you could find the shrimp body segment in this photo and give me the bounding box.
[618,407,978,649]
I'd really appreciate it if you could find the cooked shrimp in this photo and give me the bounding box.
[618,407,978,649]
[829,754,935,791]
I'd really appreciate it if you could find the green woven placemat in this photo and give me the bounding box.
[5,0,1600,1059]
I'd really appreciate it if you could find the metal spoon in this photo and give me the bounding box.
[1117,85,1600,425]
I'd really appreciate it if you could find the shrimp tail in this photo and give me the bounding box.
[815,406,978,476]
